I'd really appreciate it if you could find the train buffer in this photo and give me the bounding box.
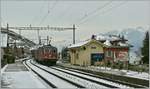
[1,59,47,88]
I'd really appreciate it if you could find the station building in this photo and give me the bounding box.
[68,35,131,66]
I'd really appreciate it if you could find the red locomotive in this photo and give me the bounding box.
[31,44,58,66]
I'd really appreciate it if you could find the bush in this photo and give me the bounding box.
[128,64,148,72]
[1,59,7,68]
[118,63,123,70]
[106,61,111,67]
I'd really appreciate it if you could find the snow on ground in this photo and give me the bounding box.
[52,67,132,88]
[94,66,149,80]
[32,60,132,88]
[26,60,77,88]
[1,71,46,88]
[59,63,149,81]
[124,70,149,80]
[1,60,47,88]
[1,64,8,73]
[31,61,107,88]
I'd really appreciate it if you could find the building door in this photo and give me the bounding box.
[91,53,104,65]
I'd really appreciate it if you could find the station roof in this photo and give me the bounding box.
[68,39,107,49]
[68,38,131,49]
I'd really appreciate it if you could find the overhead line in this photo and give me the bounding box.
[56,4,72,25]
[39,0,58,25]
[77,1,127,26]
[30,1,46,25]
[76,1,113,24]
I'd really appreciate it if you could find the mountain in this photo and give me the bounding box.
[103,27,146,52]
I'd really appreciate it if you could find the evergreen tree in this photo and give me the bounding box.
[122,35,124,40]
[141,31,149,64]
[118,34,121,38]
[121,35,126,43]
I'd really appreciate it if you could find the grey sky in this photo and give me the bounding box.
[1,0,150,50]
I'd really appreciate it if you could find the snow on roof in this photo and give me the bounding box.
[96,34,121,41]
[68,40,91,48]
[118,42,129,46]
[111,36,120,41]
[96,35,107,40]
[103,40,112,46]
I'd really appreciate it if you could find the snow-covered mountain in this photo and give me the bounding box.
[103,27,146,52]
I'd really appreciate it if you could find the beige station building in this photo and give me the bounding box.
[68,39,106,66]
[68,35,131,66]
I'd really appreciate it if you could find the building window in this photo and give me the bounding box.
[81,46,86,50]
[91,46,96,49]
[108,51,111,57]
[83,47,86,50]
[106,50,113,57]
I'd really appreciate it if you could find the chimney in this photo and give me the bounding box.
[91,35,96,40]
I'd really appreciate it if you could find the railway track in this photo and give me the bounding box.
[23,60,57,88]
[30,60,132,88]
[53,66,148,88]
[24,60,84,88]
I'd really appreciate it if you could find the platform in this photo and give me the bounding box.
[4,60,28,72]
[1,60,47,88]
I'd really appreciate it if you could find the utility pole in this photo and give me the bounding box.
[7,23,9,47]
[6,23,9,64]
[37,29,40,44]
[73,24,75,44]
[39,36,41,45]
[47,36,49,45]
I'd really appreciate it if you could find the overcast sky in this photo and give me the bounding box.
[1,0,150,50]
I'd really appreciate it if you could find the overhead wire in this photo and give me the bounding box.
[77,1,127,26]
[75,1,113,24]
[56,4,73,25]
[30,1,46,25]
[39,0,58,25]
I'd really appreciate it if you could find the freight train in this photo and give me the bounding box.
[31,44,58,66]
